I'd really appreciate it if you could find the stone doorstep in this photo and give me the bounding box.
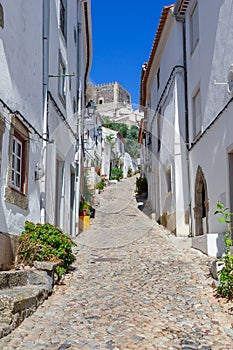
[0,263,60,339]
[0,284,49,339]
[192,233,225,258]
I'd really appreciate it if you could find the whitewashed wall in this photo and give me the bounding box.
[144,9,189,235]
[0,0,43,235]
[186,0,233,237]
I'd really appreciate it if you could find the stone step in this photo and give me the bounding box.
[0,270,51,338]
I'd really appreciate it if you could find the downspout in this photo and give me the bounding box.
[182,20,193,237]
[174,13,193,237]
[74,0,87,236]
[41,0,50,224]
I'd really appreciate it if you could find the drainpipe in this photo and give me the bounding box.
[182,20,193,237]
[41,0,50,224]
[174,13,193,237]
[74,0,87,236]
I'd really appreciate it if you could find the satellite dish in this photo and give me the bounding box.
[227,64,233,95]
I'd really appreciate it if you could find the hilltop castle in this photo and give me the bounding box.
[92,82,142,126]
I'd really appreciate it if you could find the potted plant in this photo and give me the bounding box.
[96,180,104,193]
[79,201,91,216]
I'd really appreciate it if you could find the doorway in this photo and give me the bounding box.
[70,170,75,236]
[194,166,209,236]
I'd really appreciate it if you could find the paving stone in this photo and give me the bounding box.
[0,176,233,349]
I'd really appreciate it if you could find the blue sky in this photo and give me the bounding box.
[90,0,172,105]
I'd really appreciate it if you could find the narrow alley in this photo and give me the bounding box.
[1,176,233,350]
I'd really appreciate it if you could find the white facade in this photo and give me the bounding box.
[101,127,125,180]
[0,0,92,267]
[140,0,233,256]
[83,112,103,200]
[176,0,233,256]
[0,1,43,268]
[140,5,190,236]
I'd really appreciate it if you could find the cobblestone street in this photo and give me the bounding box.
[1,176,233,349]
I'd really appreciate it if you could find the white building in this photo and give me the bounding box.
[101,127,125,180]
[140,0,233,256]
[174,0,233,256]
[83,108,103,200]
[0,0,92,268]
[139,5,190,236]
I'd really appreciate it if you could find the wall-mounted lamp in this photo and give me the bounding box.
[97,126,102,137]
[35,163,44,181]
[85,100,96,118]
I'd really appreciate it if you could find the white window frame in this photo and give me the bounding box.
[190,2,199,53]
[11,136,23,191]
[4,116,29,210]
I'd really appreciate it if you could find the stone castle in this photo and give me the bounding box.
[93,82,142,126]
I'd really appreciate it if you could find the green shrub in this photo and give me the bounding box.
[136,176,148,195]
[110,167,123,181]
[215,200,233,299]
[96,181,104,190]
[127,167,133,177]
[16,221,76,277]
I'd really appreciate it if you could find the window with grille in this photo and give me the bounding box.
[12,136,23,191]
[5,117,29,210]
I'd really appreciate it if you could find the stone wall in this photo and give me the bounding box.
[95,82,131,106]
[0,232,19,270]
[95,83,115,104]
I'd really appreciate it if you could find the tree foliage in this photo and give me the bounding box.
[103,117,140,158]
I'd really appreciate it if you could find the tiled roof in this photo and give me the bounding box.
[140,5,174,108]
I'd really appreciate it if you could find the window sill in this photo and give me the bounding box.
[4,185,28,211]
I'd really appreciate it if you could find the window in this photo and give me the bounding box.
[59,53,66,104]
[190,2,199,52]
[0,3,4,29]
[157,68,160,90]
[73,98,76,113]
[11,135,23,191]
[0,115,5,176]
[74,27,77,45]
[98,98,104,105]
[166,166,172,194]
[193,89,202,138]
[60,0,67,39]
[147,132,152,146]
[157,108,161,152]
[5,116,29,210]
